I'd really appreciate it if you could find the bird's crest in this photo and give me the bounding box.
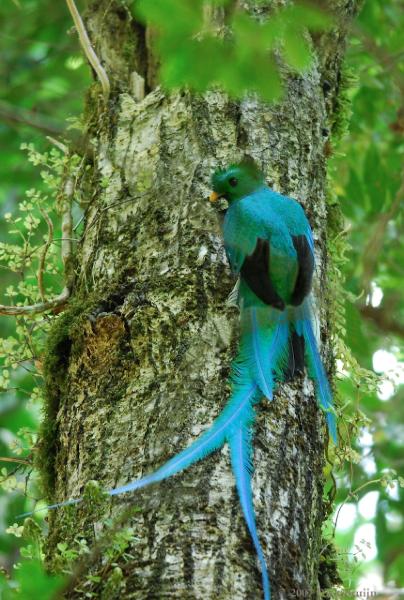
[211,156,265,202]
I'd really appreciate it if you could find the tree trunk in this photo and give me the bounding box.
[41,1,358,598]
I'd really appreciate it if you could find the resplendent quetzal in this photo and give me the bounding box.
[19,159,337,600]
[210,157,337,441]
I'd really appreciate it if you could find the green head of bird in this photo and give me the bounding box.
[210,157,265,204]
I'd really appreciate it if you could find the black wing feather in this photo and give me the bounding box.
[240,238,285,310]
[290,235,314,306]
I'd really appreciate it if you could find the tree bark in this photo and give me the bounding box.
[41,1,359,598]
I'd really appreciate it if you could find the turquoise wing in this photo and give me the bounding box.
[223,187,314,308]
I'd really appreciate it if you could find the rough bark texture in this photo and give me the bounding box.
[41,1,358,598]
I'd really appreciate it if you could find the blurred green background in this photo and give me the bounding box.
[0,0,403,597]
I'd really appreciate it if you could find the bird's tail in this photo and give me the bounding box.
[294,300,337,443]
[228,421,271,600]
[17,374,260,518]
[237,305,290,400]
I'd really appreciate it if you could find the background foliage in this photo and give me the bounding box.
[329,0,404,591]
[0,0,403,596]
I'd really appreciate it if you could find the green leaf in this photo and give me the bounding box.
[343,168,366,219]
[363,144,386,214]
[290,3,332,30]
[2,560,64,600]
[135,0,203,35]
[232,13,277,55]
[282,27,312,71]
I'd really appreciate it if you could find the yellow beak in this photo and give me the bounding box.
[209,191,221,202]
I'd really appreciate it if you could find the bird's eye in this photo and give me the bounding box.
[229,177,238,187]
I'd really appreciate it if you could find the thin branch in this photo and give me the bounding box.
[0,456,31,466]
[362,171,404,295]
[61,177,74,269]
[353,25,404,93]
[66,0,110,99]
[360,305,404,338]
[0,387,31,396]
[330,477,382,542]
[0,100,65,137]
[0,287,70,316]
[37,209,54,301]
[46,136,69,154]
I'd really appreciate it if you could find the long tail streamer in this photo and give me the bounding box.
[228,422,271,600]
[295,301,337,443]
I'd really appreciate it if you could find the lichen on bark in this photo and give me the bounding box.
[40,1,360,598]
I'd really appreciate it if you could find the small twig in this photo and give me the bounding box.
[66,0,110,99]
[73,214,85,232]
[0,100,64,137]
[53,237,80,243]
[332,477,381,540]
[0,387,31,396]
[360,305,404,338]
[0,456,31,466]
[84,196,138,233]
[324,440,337,508]
[0,464,21,485]
[37,209,54,302]
[321,475,382,557]
[46,136,69,154]
[61,177,74,269]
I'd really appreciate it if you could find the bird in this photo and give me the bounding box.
[210,156,337,443]
[18,158,337,600]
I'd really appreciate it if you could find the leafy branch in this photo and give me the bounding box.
[0,145,77,317]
